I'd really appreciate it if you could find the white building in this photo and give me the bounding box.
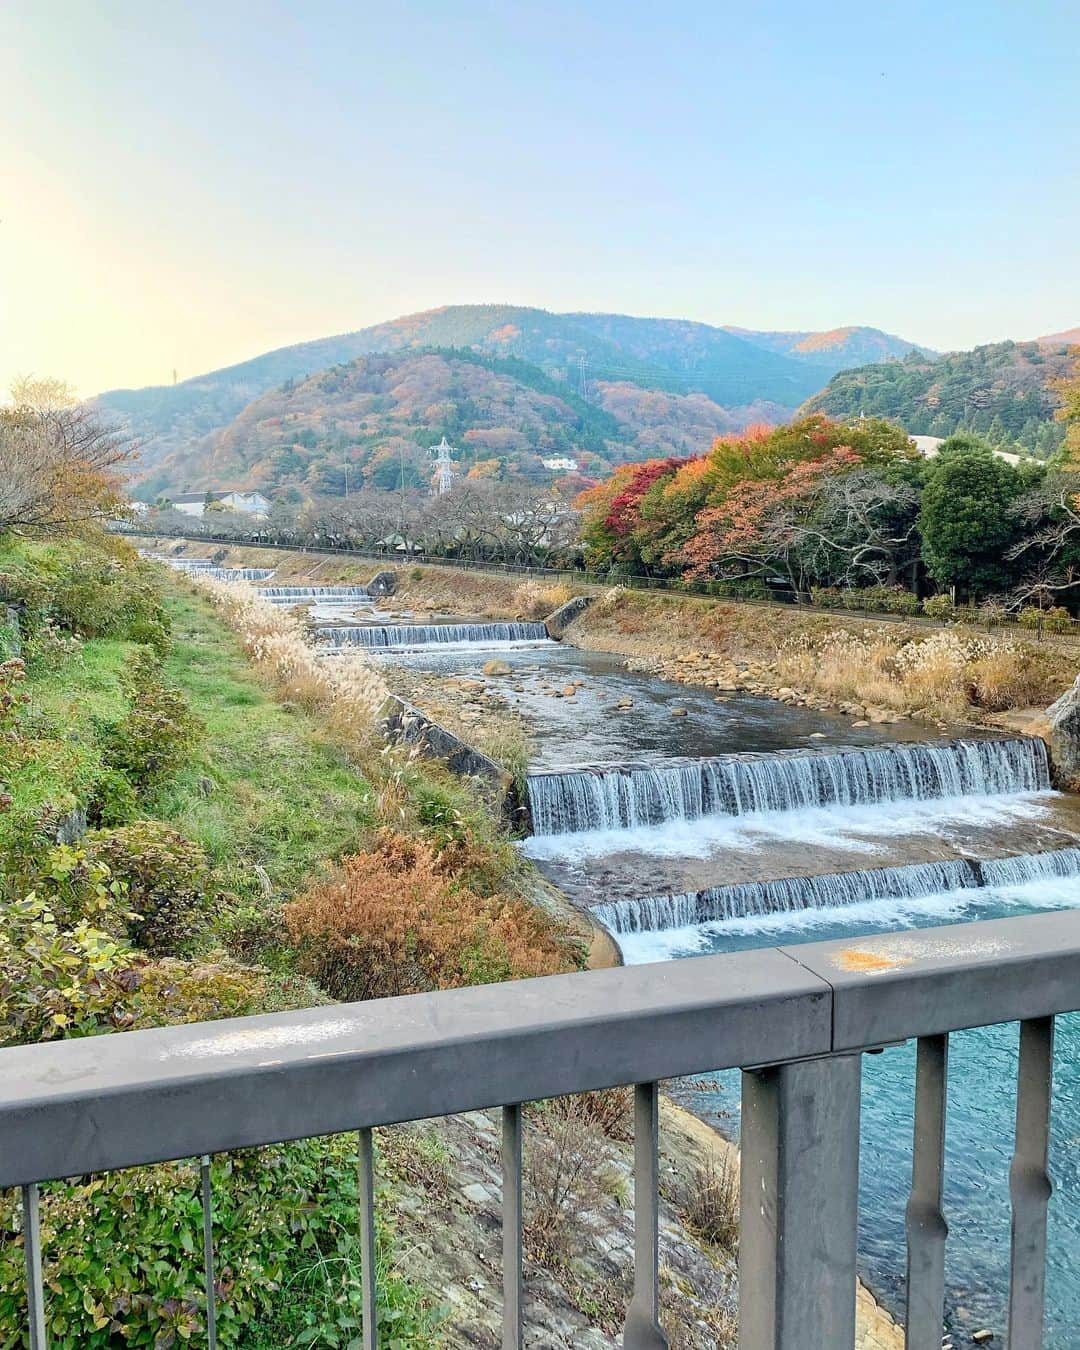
[541,456,578,473]
[166,490,271,518]
[909,435,1025,467]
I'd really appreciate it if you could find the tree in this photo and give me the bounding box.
[0,379,135,534]
[1057,352,1080,462]
[918,436,1024,598]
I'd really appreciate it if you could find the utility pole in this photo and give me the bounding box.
[578,354,589,401]
[344,458,350,499]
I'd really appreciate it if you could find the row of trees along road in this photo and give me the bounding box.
[576,394,1080,608]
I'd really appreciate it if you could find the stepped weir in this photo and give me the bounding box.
[525,736,1050,837]
[321,621,551,648]
[256,585,375,605]
[593,846,1080,933]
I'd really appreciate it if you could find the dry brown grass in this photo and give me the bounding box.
[284,830,575,1000]
[775,626,1064,719]
[679,1156,740,1252]
[190,575,389,735]
[511,579,576,618]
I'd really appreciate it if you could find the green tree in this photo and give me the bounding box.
[918,435,1024,598]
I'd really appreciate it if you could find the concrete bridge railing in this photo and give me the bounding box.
[2,909,1078,1349]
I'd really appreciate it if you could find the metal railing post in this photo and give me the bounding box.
[22,1184,47,1350]
[623,1081,670,1349]
[358,1128,378,1350]
[501,1104,524,1348]
[740,1055,862,1350]
[199,1156,218,1350]
[1007,1016,1055,1350]
[905,1035,949,1348]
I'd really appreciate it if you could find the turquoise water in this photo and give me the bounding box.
[619,882,1080,1345]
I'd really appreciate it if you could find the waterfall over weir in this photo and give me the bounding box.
[256,586,374,605]
[594,845,1080,934]
[525,736,1050,837]
[321,621,550,648]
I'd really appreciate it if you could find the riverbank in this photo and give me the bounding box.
[140,540,1075,733]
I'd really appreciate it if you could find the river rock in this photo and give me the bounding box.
[670,706,688,717]
[616,696,633,709]
[1047,674,1080,785]
[483,659,511,675]
[562,685,577,697]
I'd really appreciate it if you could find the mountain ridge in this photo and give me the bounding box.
[97,304,928,477]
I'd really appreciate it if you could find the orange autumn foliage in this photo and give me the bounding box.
[284,830,574,1002]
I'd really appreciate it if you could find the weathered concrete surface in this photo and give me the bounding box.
[365,569,398,597]
[381,694,522,823]
[545,593,593,638]
[1047,675,1080,786]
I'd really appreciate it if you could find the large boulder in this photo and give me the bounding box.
[1047,676,1080,785]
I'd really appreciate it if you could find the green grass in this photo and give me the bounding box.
[148,588,376,900]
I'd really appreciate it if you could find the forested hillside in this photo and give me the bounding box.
[99,304,926,481]
[148,348,641,497]
[803,340,1077,455]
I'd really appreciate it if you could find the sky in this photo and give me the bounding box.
[1,0,1078,398]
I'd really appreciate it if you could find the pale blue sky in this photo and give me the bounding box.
[2,0,1078,395]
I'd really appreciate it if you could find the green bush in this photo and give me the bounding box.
[922,594,956,620]
[0,1137,441,1348]
[0,541,171,652]
[0,894,140,1046]
[102,652,202,789]
[89,821,217,954]
[1044,606,1073,633]
[859,585,922,615]
[810,587,843,609]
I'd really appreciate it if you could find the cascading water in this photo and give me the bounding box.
[256,586,374,604]
[166,562,275,582]
[525,737,1050,837]
[594,858,981,934]
[978,845,1080,886]
[321,621,551,648]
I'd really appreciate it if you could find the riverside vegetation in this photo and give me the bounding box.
[0,530,777,1348]
[0,528,613,1347]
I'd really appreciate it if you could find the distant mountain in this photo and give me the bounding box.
[98,304,930,482]
[724,325,934,367]
[147,349,649,497]
[1038,327,1080,348]
[802,339,1077,456]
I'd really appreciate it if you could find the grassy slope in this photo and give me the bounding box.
[150,588,375,899]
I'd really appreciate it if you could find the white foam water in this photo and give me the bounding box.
[519,790,1056,864]
[616,874,1080,965]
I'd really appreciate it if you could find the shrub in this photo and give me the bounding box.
[810,586,843,609]
[284,830,572,1001]
[921,593,955,620]
[89,821,217,954]
[132,956,266,1026]
[524,1097,615,1269]
[101,651,202,788]
[680,1155,740,1251]
[0,1135,440,1349]
[859,585,922,615]
[1045,606,1073,633]
[0,894,142,1046]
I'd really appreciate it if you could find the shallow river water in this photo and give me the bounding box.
[327,603,1080,1341]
